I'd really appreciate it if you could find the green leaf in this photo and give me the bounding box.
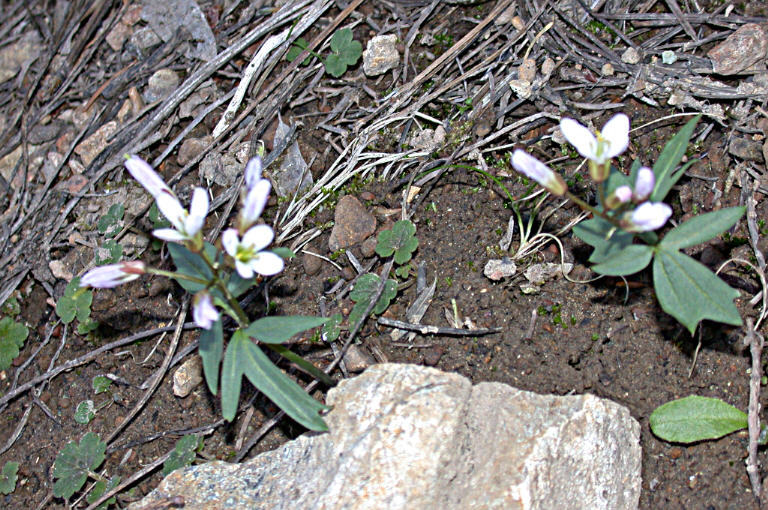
[265,344,335,386]
[0,461,18,495]
[330,29,361,66]
[572,217,634,264]
[74,400,96,424]
[330,28,353,53]
[85,475,120,510]
[97,239,123,264]
[76,317,99,335]
[167,242,217,293]
[53,432,106,500]
[653,248,742,334]
[322,313,342,342]
[375,220,419,264]
[348,273,398,328]
[199,319,223,395]
[221,331,328,430]
[149,202,170,229]
[650,395,747,443]
[2,296,20,316]
[243,316,328,344]
[285,37,310,65]
[56,278,92,324]
[651,115,701,202]
[324,54,346,78]
[226,272,256,298]
[92,376,112,394]
[162,435,201,476]
[0,316,28,371]
[591,244,653,276]
[660,207,745,251]
[271,247,296,259]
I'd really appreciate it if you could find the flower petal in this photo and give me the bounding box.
[156,191,186,232]
[193,292,219,330]
[221,229,240,257]
[627,202,672,232]
[242,224,274,252]
[152,228,188,242]
[235,259,254,279]
[244,157,263,189]
[614,185,632,203]
[560,118,597,160]
[249,251,284,276]
[124,156,170,197]
[633,167,654,201]
[241,179,271,227]
[186,187,209,237]
[510,150,567,196]
[80,262,145,288]
[601,113,630,159]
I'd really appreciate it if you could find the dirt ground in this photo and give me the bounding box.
[1,0,768,508]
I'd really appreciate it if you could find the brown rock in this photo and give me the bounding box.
[708,23,768,75]
[423,346,444,366]
[328,195,376,252]
[729,136,765,162]
[360,237,377,258]
[177,136,211,166]
[74,121,117,166]
[302,251,322,276]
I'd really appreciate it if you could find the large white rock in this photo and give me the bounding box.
[130,364,641,510]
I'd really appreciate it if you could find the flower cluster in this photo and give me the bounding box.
[79,155,285,330]
[510,113,672,233]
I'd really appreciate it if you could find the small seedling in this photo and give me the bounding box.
[650,395,766,444]
[0,316,28,371]
[286,28,362,78]
[53,432,107,500]
[349,273,398,329]
[56,278,92,325]
[321,313,343,342]
[97,204,124,238]
[162,434,202,475]
[86,475,120,510]
[0,461,18,495]
[376,220,418,265]
[74,400,97,424]
[92,375,112,394]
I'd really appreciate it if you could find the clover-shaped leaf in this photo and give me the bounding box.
[56,278,93,324]
[162,434,201,476]
[286,37,310,65]
[0,461,18,495]
[96,239,123,264]
[74,400,96,424]
[92,376,112,394]
[85,475,120,510]
[376,220,418,264]
[0,317,28,371]
[97,204,124,238]
[53,432,106,500]
[325,28,362,78]
[349,273,398,328]
[322,313,343,342]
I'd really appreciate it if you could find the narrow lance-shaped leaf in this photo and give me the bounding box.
[199,319,223,395]
[651,115,701,202]
[653,248,742,334]
[242,316,328,344]
[221,331,328,431]
[660,207,745,251]
[650,395,747,443]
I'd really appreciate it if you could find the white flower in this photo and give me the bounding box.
[633,167,654,202]
[559,113,629,165]
[510,150,567,196]
[240,179,271,231]
[222,226,284,278]
[193,291,219,330]
[624,202,672,232]
[124,156,171,197]
[244,157,263,190]
[152,187,209,243]
[80,261,145,288]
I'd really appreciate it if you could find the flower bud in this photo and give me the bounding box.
[80,261,146,288]
[605,185,632,209]
[633,167,654,202]
[622,202,672,232]
[511,150,567,196]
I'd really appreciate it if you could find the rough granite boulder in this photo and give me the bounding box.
[130,363,641,510]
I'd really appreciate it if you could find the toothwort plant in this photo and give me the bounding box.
[512,114,744,334]
[79,155,330,431]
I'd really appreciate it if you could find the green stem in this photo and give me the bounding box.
[198,248,250,328]
[146,268,208,286]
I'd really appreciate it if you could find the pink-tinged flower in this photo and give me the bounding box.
[193,291,219,330]
[153,187,209,244]
[222,225,284,278]
[510,150,567,196]
[244,157,263,190]
[124,156,171,197]
[80,261,146,288]
[239,179,271,232]
[606,185,632,209]
[623,202,672,232]
[559,113,630,165]
[633,167,654,202]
